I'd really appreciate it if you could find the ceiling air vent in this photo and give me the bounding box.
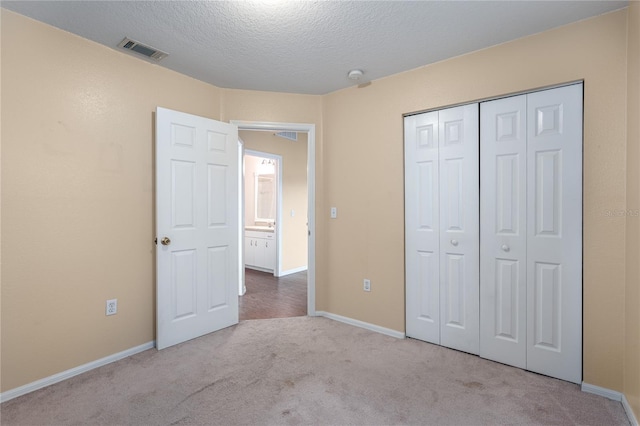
[275,131,297,141]
[117,37,168,61]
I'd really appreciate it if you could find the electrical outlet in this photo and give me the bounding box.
[106,299,118,316]
[363,279,371,292]
[330,207,337,219]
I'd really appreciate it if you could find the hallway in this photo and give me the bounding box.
[239,269,307,320]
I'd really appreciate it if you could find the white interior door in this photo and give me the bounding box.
[405,111,440,344]
[156,107,239,350]
[438,104,480,355]
[480,95,528,368]
[526,84,582,384]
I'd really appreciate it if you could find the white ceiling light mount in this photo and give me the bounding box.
[347,69,364,81]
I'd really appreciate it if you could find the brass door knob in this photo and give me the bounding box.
[161,237,171,246]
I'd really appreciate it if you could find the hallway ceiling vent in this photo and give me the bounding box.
[275,131,297,141]
[117,37,168,61]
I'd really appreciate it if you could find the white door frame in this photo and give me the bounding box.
[231,120,316,316]
[244,149,284,277]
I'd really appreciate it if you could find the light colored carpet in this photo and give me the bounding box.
[0,316,630,425]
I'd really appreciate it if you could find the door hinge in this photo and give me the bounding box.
[154,237,158,245]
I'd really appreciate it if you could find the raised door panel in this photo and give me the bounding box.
[526,84,582,384]
[207,246,230,311]
[480,95,527,368]
[171,161,196,229]
[171,249,197,321]
[405,112,441,344]
[438,104,479,355]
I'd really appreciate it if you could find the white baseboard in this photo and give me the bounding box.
[315,311,405,339]
[0,341,155,403]
[582,382,623,401]
[623,395,639,426]
[278,266,308,277]
[582,382,638,425]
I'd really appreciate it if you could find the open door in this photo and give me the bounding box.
[156,107,239,350]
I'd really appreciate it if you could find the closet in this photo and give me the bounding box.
[405,83,583,384]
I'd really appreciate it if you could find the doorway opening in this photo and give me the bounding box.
[232,120,316,320]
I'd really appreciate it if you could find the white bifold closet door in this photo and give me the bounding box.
[405,104,480,355]
[480,83,583,384]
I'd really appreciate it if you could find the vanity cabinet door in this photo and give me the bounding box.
[244,231,275,272]
[264,237,276,270]
[253,238,266,269]
[244,237,255,267]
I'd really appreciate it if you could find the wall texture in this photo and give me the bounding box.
[241,131,308,273]
[0,10,223,391]
[625,1,640,419]
[322,10,628,392]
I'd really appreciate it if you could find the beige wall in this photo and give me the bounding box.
[241,131,309,272]
[0,10,224,391]
[322,10,628,391]
[0,12,323,393]
[625,1,640,418]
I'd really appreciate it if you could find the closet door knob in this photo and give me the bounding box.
[501,244,510,252]
[450,239,458,246]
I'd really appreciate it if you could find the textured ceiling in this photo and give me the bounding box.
[1,1,628,95]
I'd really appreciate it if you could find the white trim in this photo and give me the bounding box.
[238,138,246,296]
[279,265,308,277]
[316,311,405,339]
[582,382,639,426]
[581,382,623,401]
[245,265,275,274]
[623,395,639,426]
[0,341,155,403]
[232,120,316,316]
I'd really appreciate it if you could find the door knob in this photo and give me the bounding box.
[501,244,510,252]
[450,239,458,246]
[161,237,171,246]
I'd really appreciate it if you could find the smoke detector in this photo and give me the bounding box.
[348,69,364,81]
[117,37,168,61]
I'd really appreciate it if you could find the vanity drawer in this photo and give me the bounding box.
[245,230,274,239]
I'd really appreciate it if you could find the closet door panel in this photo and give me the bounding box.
[438,104,480,355]
[405,112,441,344]
[526,84,583,384]
[480,95,527,368]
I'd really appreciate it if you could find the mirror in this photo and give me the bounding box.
[255,173,276,223]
